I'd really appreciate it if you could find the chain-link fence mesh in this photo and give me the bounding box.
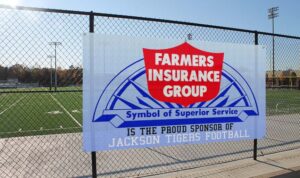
[0,6,299,178]
[257,34,300,156]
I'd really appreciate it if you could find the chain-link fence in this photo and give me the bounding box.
[0,5,299,178]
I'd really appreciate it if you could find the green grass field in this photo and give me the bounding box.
[266,89,300,115]
[0,90,82,138]
[0,88,300,138]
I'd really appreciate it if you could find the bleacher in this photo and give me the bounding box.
[0,79,39,89]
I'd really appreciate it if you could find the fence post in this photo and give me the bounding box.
[89,11,97,178]
[90,11,94,33]
[253,31,258,160]
[91,151,97,178]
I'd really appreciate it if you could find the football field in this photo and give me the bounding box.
[266,89,300,115]
[0,88,299,138]
[0,90,82,137]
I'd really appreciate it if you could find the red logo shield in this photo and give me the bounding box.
[143,42,224,107]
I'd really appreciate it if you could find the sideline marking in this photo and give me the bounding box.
[0,126,81,134]
[0,96,25,115]
[50,94,82,127]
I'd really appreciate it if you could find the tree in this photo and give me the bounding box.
[0,65,8,80]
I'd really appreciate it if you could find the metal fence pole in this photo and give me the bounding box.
[253,31,258,160]
[91,151,97,178]
[253,139,257,160]
[89,11,97,178]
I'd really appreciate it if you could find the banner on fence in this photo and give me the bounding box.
[83,34,266,151]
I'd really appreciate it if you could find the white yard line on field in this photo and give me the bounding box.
[0,126,81,134]
[49,94,82,127]
[0,95,25,115]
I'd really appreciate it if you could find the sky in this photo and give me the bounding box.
[0,0,299,71]
[0,0,299,36]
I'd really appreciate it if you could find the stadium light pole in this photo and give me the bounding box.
[268,7,279,87]
[49,42,62,92]
[47,55,55,91]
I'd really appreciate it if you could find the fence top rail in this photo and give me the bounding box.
[1,4,300,40]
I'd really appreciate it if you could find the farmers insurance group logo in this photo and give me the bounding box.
[93,42,259,128]
[143,42,224,107]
